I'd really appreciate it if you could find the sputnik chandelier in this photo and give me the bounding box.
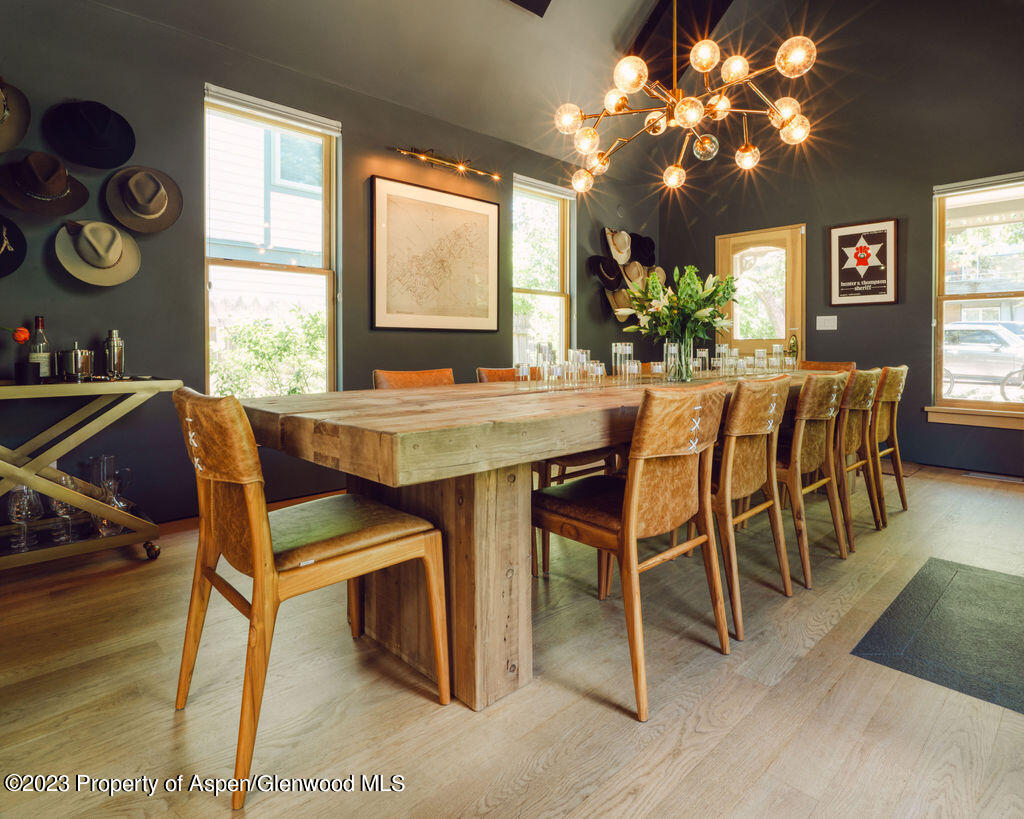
[554,0,817,193]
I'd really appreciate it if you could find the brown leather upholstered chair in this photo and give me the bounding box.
[869,365,910,526]
[711,375,791,641]
[372,368,455,388]
[834,368,883,550]
[798,360,856,372]
[476,366,542,382]
[172,388,449,809]
[532,384,731,722]
[775,371,850,589]
[474,366,617,576]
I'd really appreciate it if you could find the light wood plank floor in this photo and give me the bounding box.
[1,465,1022,817]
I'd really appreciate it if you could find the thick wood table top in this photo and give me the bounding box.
[244,373,821,488]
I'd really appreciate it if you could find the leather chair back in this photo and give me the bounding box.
[721,375,789,499]
[626,384,727,538]
[173,387,269,576]
[373,368,455,389]
[839,368,881,456]
[874,365,909,442]
[476,366,541,382]
[798,360,856,372]
[790,371,849,474]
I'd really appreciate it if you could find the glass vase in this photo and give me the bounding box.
[666,325,696,382]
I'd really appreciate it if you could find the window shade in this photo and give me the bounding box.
[204,83,341,137]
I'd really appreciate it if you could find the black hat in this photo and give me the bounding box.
[0,214,26,279]
[630,233,656,267]
[588,254,623,290]
[43,100,135,168]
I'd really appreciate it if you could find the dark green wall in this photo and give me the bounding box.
[659,0,1024,476]
[0,0,660,522]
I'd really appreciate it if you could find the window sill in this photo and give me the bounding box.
[925,406,1024,431]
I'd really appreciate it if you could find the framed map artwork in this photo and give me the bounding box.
[372,176,499,330]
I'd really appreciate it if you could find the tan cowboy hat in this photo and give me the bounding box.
[605,287,632,321]
[649,265,666,286]
[604,227,631,265]
[623,260,647,287]
[0,78,30,152]
[55,221,141,286]
[105,166,183,233]
[0,152,88,217]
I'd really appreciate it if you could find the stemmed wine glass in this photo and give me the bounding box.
[50,474,80,544]
[7,486,44,551]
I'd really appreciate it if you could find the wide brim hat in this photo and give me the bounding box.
[43,100,135,169]
[605,288,632,322]
[604,227,631,265]
[588,254,623,290]
[0,215,26,279]
[648,265,666,286]
[0,152,89,217]
[55,220,141,286]
[623,260,647,286]
[630,233,656,266]
[105,165,183,233]
[0,79,31,153]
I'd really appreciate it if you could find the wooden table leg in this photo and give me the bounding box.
[348,462,533,711]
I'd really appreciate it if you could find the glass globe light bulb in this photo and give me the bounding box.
[768,96,801,128]
[779,114,811,144]
[689,39,720,73]
[586,151,610,176]
[720,55,749,84]
[775,36,816,78]
[604,89,629,114]
[573,126,600,155]
[735,142,760,170]
[554,103,583,135]
[571,168,594,193]
[693,134,719,161]
[674,96,705,128]
[708,93,731,121]
[613,55,649,94]
[644,111,667,135]
[663,164,686,189]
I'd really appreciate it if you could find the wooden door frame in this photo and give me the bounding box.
[715,224,806,358]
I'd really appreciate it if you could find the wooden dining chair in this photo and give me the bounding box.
[171,388,450,809]
[797,360,856,372]
[475,365,617,577]
[834,368,883,551]
[775,371,850,589]
[869,365,910,526]
[372,368,455,388]
[532,384,731,722]
[711,375,791,641]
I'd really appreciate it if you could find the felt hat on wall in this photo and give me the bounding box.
[0,78,31,153]
[622,260,647,287]
[588,254,623,290]
[630,233,656,267]
[605,287,632,321]
[55,220,140,286]
[0,151,88,216]
[0,215,26,279]
[603,228,631,265]
[43,100,135,168]
[648,265,666,286]
[105,166,183,233]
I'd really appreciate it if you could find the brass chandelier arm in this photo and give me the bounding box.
[582,104,668,122]
[676,132,693,166]
[697,65,777,100]
[746,81,784,121]
[604,118,657,160]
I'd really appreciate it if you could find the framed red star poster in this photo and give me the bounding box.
[829,218,898,305]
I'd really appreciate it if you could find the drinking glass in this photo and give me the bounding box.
[663,341,681,381]
[754,348,768,373]
[736,358,748,376]
[784,356,796,371]
[690,357,701,378]
[711,356,721,376]
[8,486,43,550]
[649,361,665,381]
[587,361,606,386]
[697,348,709,375]
[772,343,785,357]
[768,355,782,373]
[513,363,531,390]
[50,474,80,544]
[716,343,729,359]
[624,359,641,386]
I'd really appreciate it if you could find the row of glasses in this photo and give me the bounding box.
[6,475,82,550]
[611,342,634,383]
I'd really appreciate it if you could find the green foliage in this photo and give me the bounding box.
[616,264,737,344]
[210,307,327,398]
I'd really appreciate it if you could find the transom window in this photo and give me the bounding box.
[204,89,338,398]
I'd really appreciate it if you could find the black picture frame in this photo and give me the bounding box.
[828,218,898,306]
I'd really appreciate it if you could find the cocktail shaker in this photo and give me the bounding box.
[58,342,94,382]
[104,329,125,378]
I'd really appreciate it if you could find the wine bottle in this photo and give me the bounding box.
[29,315,51,379]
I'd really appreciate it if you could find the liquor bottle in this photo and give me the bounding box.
[29,315,51,379]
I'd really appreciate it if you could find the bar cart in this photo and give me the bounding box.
[0,378,182,570]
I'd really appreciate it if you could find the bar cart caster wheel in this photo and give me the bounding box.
[144,542,161,560]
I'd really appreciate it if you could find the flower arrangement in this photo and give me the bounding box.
[3,325,30,344]
[614,265,736,380]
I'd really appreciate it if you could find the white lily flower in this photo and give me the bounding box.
[613,307,636,317]
[693,307,713,319]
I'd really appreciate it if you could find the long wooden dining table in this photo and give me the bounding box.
[242,372,817,711]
